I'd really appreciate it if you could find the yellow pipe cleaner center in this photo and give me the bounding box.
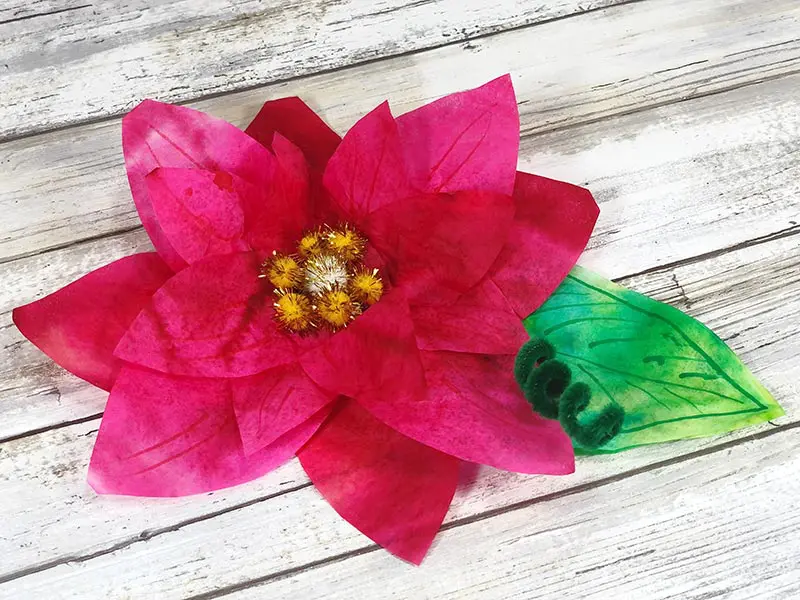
[260,224,383,332]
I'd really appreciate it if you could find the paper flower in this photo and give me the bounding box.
[13,76,601,563]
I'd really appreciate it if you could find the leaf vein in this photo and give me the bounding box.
[565,273,766,409]
[556,351,747,405]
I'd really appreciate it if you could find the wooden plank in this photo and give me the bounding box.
[2,230,798,593]
[1,0,798,263]
[2,71,798,440]
[0,0,626,140]
[226,425,800,600]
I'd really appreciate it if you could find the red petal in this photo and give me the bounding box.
[411,279,528,354]
[147,168,251,263]
[299,399,459,564]
[12,253,172,391]
[232,363,336,456]
[365,190,514,303]
[245,96,341,172]
[115,252,295,378]
[358,352,575,475]
[396,75,519,195]
[491,172,599,317]
[123,100,278,270]
[322,102,413,221]
[299,289,425,405]
[242,133,312,254]
[88,366,328,496]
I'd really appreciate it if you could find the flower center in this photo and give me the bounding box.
[303,254,349,295]
[260,225,383,333]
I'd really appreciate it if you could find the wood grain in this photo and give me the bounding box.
[1,0,798,597]
[1,0,798,264]
[2,231,797,594]
[227,426,800,600]
[0,0,627,140]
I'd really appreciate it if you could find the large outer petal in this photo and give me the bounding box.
[245,96,341,172]
[298,399,459,564]
[322,102,414,221]
[299,289,425,405]
[89,366,329,496]
[491,172,599,318]
[12,253,172,391]
[358,351,575,475]
[115,252,295,378]
[123,100,278,270]
[396,75,519,195]
[364,190,514,303]
[232,363,337,456]
[411,279,528,354]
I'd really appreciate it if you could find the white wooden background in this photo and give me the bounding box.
[1,0,799,597]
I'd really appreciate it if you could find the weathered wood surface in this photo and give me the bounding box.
[2,0,799,264]
[236,427,800,600]
[0,0,626,140]
[0,0,798,598]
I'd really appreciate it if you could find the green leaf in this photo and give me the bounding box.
[523,266,783,453]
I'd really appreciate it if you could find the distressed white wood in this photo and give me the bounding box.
[0,0,626,140]
[2,232,798,594]
[3,71,798,440]
[2,0,798,263]
[231,426,800,600]
[1,0,799,597]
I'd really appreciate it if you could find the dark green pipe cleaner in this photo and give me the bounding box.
[521,360,571,420]
[558,382,626,449]
[515,336,626,449]
[513,338,555,385]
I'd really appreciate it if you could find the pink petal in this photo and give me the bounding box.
[232,362,337,456]
[242,133,312,254]
[396,75,519,195]
[147,168,252,264]
[299,289,425,405]
[148,149,310,263]
[88,366,329,496]
[12,253,172,391]
[115,252,295,378]
[358,352,575,475]
[411,279,528,354]
[123,100,278,270]
[491,172,599,317]
[298,399,459,564]
[245,96,341,172]
[322,102,414,221]
[364,190,515,303]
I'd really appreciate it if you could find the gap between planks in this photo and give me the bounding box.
[0,480,314,586]
[0,4,91,27]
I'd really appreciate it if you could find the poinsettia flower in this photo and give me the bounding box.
[13,75,599,564]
